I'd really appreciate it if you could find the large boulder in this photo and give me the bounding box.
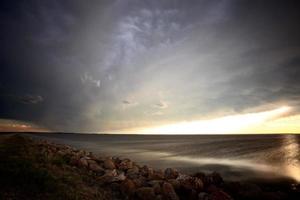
[135,187,156,200]
[77,157,89,168]
[162,182,180,200]
[103,158,116,169]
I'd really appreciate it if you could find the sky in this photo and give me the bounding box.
[0,0,300,133]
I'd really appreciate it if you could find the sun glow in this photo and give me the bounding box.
[140,106,292,134]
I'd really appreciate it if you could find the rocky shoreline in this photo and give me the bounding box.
[1,134,300,200]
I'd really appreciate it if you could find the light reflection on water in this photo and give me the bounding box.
[30,133,300,182]
[282,135,300,181]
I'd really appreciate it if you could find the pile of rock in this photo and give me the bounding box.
[36,139,233,200]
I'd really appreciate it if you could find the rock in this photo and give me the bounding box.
[153,183,162,194]
[120,179,136,196]
[105,169,118,176]
[198,192,209,200]
[165,168,179,179]
[127,165,139,173]
[97,174,115,185]
[135,187,156,200]
[118,158,133,170]
[177,174,204,191]
[104,158,116,169]
[57,150,66,156]
[262,192,285,200]
[127,166,140,179]
[237,183,262,199]
[87,152,97,160]
[193,172,206,181]
[46,150,54,159]
[206,185,219,193]
[168,179,180,190]
[205,172,223,187]
[96,156,106,162]
[110,182,120,191]
[114,171,126,181]
[77,149,86,157]
[155,195,163,200]
[112,156,122,165]
[148,180,163,187]
[97,170,125,185]
[208,191,233,200]
[149,169,164,180]
[148,180,163,194]
[162,182,180,200]
[189,189,199,200]
[77,157,89,168]
[87,159,97,165]
[132,176,148,187]
[140,165,154,177]
[89,163,104,173]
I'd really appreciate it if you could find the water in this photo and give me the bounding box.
[28,133,300,182]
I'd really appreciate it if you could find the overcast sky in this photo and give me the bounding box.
[1,0,300,133]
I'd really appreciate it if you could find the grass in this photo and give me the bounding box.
[0,134,106,200]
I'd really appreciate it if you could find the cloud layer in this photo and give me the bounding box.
[0,0,300,132]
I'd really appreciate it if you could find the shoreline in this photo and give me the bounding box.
[1,134,300,200]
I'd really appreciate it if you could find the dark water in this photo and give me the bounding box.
[28,133,300,182]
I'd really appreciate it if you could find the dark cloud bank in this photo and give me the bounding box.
[0,0,300,132]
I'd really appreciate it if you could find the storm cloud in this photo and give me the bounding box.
[0,0,300,132]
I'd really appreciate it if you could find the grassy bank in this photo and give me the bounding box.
[0,134,111,200]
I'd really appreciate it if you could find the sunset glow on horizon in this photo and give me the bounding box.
[135,106,297,135]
